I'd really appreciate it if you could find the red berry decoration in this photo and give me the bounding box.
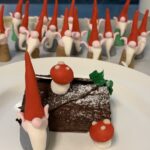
[89,119,114,142]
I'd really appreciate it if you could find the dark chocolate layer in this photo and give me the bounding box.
[21,75,111,132]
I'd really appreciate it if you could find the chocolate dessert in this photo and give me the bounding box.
[21,75,111,132]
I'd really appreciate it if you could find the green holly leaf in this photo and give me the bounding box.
[89,70,114,95]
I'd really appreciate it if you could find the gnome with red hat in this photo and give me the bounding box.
[135,10,150,59]
[71,7,83,53]
[42,0,59,51]
[120,10,140,68]
[18,52,49,150]
[114,0,132,36]
[10,0,23,42]
[18,0,30,51]
[26,14,43,58]
[0,5,11,62]
[56,8,73,56]
[82,16,104,60]
[100,8,118,59]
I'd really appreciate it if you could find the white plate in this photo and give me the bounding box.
[0,57,150,150]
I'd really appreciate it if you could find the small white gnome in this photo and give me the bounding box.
[42,0,58,51]
[56,8,73,57]
[114,0,131,36]
[120,10,140,68]
[18,0,29,51]
[10,0,23,42]
[18,52,49,150]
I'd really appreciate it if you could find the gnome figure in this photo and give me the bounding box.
[42,0,58,51]
[135,10,150,59]
[71,7,83,54]
[114,0,131,36]
[101,9,118,59]
[56,8,73,57]
[26,14,43,58]
[84,16,104,60]
[18,52,49,150]
[0,5,11,62]
[68,0,75,31]
[120,11,139,68]
[10,0,23,42]
[17,0,29,51]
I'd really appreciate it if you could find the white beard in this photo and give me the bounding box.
[12,17,21,36]
[69,23,73,31]
[18,33,27,51]
[123,45,137,67]
[62,36,73,56]
[104,37,114,59]
[27,37,40,55]
[45,31,56,49]
[136,36,147,55]
[0,33,7,45]
[42,25,47,38]
[74,39,81,53]
[22,121,47,150]
[90,46,102,60]
[117,21,128,36]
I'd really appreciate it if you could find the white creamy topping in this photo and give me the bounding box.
[94,140,112,149]
[51,80,70,95]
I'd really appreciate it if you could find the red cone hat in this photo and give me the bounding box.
[14,0,23,16]
[128,10,139,45]
[90,0,98,24]
[49,0,58,30]
[104,8,113,37]
[69,0,75,17]
[61,8,69,36]
[41,0,48,17]
[0,5,5,33]
[35,14,43,41]
[24,52,44,121]
[138,10,149,35]
[21,0,29,29]
[88,16,99,46]
[72,7,80,33]
[119,0,130,21]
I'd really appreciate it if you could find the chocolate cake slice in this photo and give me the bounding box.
[21,75,111,132]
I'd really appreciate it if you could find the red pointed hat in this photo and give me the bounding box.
[35,14,43,41]
[128,10,139,44]
[138,10,149,35]
[104,8,113,37]
[119,0,130,21]
[0,5,5,33]
[69,0,75,17]
[14,0,23,16]
[24,52,45,121]
[88,16,99,46]
[40,0,48,18]
[61,8,69,36]
[72,7,80,33]
[49,0,58,30]
[21,0,29,29]
[90,0,98,24]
